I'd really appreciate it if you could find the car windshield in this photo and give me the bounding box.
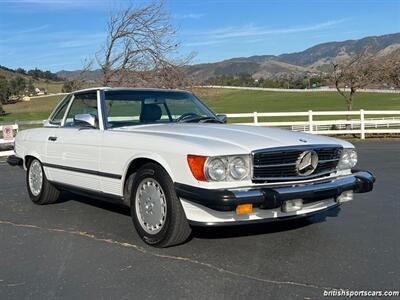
[104,90,218,128]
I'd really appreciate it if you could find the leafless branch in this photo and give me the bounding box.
[331,47,376,113]
[381,52,400,88]
[96,0,193,89]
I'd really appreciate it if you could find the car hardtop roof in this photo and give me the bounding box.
[72,87,191,94]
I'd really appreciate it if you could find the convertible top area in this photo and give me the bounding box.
[72,86,190,94]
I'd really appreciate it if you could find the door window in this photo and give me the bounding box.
[64,92,98,128]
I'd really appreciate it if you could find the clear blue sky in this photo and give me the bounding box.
[0,0,399,72]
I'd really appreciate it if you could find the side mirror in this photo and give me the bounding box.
[216,114,227,124]
[73,114,97,128]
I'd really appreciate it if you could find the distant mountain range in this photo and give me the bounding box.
[56,32,400,82]
[56,69,102,82]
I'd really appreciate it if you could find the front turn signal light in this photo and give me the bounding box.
[236,204,253,215]
[187,155,208,181]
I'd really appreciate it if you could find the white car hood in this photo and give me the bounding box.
[112,123,353,153]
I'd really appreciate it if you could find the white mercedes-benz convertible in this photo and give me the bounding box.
[8,87,375,247]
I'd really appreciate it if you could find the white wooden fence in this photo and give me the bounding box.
[203,85,400,93]
[226,110,400,139]
[0,124,18,157]
[1,110,399,157]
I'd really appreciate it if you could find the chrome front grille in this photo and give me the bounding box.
[252,145,342,182]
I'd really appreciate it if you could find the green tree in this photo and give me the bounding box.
[0,78,11,102]
[9,78,17,95]
[9,75,26,96]
[27,68,40,80]
[27,79,36,95]
[15,68,27,75]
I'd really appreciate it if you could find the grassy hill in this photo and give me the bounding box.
[0,67,17,79]
[1,88,399,125]
[0,66,64,94]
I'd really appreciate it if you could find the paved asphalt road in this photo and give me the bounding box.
[0,141,399,299]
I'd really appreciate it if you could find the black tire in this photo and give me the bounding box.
[26,158,60,205]
[130,163,191,247]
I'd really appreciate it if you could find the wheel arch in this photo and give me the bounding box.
[23,153,53,181]
[24,152,42,169]
[121,154,174,203]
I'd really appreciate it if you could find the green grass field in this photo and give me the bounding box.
[194,88,400,112]
[1,88,399,125]
[34,81,64,94]
[0,94,65,123]
[194,88,400,122]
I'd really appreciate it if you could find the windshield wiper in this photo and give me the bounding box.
[177,116,223,124]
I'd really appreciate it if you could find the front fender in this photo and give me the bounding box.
[121,152,176,185]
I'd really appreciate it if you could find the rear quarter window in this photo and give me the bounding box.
[49,95,72,126]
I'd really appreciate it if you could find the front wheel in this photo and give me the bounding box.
[26,158,60,205]
[130,163,191,247]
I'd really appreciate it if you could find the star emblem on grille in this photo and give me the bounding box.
[296,150,319,176]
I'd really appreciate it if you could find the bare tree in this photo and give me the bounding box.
[332,48,376,113]
[96,0,192,88]
[381,54,400,89]
[63,59,95,92]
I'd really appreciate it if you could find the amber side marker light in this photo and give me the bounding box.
[236,204,253,215]
[187,155,208,181]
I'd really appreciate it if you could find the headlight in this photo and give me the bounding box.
[206,158,227,181]
[229,157,249,180]
[337,148,357,170]
[205,155,251,181]
[187,154,251,182]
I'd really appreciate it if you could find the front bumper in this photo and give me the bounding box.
[7,155,23,166]
[175,170,375,213]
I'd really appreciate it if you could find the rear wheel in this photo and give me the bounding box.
[130,163,191,247]
[26,158,60,205]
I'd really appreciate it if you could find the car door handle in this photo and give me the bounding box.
[48,136,58,141]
